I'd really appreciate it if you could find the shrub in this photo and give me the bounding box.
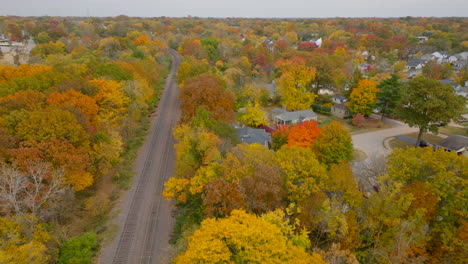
[58,232,98,264]
[352,114,365,127]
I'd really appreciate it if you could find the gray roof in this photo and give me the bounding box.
[333,94,346,101]
[421,54,433,61]
[237,127,271,145]
[439,79,457,88]
[272,108,287,116]
[274,109,317,122]
[438,135,468,152]
[333,103,350,111]
[407,59,425,67]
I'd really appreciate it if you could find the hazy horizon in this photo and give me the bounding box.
[2,0,467,18]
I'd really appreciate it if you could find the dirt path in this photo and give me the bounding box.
[99,49,182,264]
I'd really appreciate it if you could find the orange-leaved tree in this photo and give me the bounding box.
[287,120,321,148]
[180,73,234,123]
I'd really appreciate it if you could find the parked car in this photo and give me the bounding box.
[419,140,431,147]
[433,121,446,127]
[457,117,468,123]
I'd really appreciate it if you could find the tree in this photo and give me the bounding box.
[287,120,321,148]
[275,146,328,202]
[13,106,89,147]
[395,76,465,146]
[376,74,403,121]
[237,102,268,127]
[349,79,377,116]
[180,74,235,123]
[309,53,345,93]
[271,124,292,150]
[382,148,468,262]
[47,90,99,125]
[177,59,211,86]
[12,138,93,191]
[91,79,129,125]
[173,124,221,179]
[58,232,98,264]
[276,60,317,111]
[312,121,353,167]
[178,39,206,59]
[0,216,51,264]
[203,178,246,218]
[175,210,326,264]
[0,162,67,219]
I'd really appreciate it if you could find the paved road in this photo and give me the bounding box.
[351,116,418,159]
[99,49,181,264]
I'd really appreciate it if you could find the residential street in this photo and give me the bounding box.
[99,49,181,264]
[351,116,418,159]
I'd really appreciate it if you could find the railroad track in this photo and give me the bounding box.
[111,50,181,264]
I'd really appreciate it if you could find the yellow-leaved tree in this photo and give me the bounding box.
[91,79,129,125]
[237,102,268,127]
[349,79,377,116]
[276,58,317,111]
[175,210,326,264]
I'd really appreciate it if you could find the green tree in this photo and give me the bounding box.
[58,232,98,264]
[376,74,403,121]
[312,121,353,167]
[395,76,465,146]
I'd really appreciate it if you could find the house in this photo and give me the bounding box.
[421,54,434,61]
[331,103,351,118]
[359,63,372,73]
[452,60,467,70]
[263,39,275,53]
[332,94,347,104]
[318,88,334,95]
[436,135,468,154]
[271,108,317,125]
[237,127,271,147]
[439,79,458,90]
[417,36,429,44]
[456,86,468,98]
[310,38,322,48]
[406,59,426,70]
[456,51,468,61]
[432,51,449,64]
[455,81,468,98]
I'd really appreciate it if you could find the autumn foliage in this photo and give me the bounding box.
[180,73,235,123]
[287,120,321,148]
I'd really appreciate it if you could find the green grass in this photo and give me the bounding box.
[388,138,413,150]
[439,126,468,136]
[404,132,445,144]
[389,131,447,151]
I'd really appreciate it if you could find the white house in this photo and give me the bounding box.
[310,38,322,48]
[417,36,429,44]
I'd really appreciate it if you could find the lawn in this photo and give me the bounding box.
[439,126,467,136]
[316,113,392,134]
[388,138,412,150]
[389,131,446,150]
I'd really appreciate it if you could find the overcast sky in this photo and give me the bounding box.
[2,0,467,18]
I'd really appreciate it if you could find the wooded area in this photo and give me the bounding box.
[0,15,466,263]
